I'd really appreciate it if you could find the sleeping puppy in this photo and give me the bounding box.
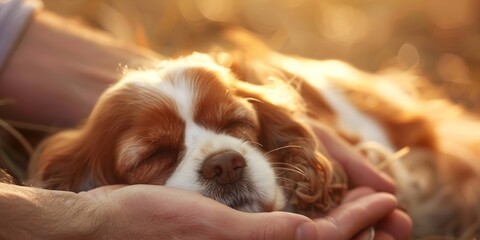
[29,30,480,238]
[27,52,347,215]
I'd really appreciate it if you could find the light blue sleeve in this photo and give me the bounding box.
[0,0,42,71]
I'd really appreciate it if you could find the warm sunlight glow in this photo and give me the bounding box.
[41,0,480,110]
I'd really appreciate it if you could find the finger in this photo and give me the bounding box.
[313,125,396,193]
[342,187,375,203]
[353,228,396,240]
[374,230,395,240]
[352,227,375,240]
[343,189,413,240]
[375,209,413,240]
[314,193,398,239]
[227,211,318,240]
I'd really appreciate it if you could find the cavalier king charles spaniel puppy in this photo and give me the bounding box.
[28,52,347,215]
[29,30,480,238]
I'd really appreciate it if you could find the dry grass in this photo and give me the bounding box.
[0,117,56,183]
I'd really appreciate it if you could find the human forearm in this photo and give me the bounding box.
[0,183,102,240]
[0,10,160,127]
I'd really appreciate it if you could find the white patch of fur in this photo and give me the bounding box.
[321,87,395,151]
[276,57,394,150]
[157,72,197,121]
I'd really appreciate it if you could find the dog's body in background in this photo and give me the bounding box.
[29,30,480,238]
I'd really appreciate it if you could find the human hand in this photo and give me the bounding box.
[313,124,412,239]
[0,181,407,240]
[1,183,314,240]
[81,184,404,240]
[313,124,396,193]
[82,184,315,240]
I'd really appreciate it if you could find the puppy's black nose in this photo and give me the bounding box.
[201,150,246,184]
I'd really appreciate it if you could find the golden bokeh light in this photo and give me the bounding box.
[42,0,480,111]
[316,4,369,46]
[397,43,420,70]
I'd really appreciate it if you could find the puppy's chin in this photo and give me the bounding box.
[234,202,271,213]
[201,185,285,212]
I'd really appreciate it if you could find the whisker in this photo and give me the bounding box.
[275,184,298,193]
[270,162,311,179]
[270,162,306,173]
[243,140,263,147]
[273,166,310,180]
[275,177,312,191]
[264,145,302,156]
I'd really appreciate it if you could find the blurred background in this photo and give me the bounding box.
[42,0,480,112]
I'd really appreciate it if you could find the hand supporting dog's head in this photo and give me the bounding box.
[29,53,346,214]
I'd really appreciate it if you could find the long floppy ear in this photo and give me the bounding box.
[28,129,102,191]
[28,86,134,191]
[233,81,347,215]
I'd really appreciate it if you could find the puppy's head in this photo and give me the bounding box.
[29,53,346,213]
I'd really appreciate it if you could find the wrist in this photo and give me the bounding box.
[0,183,103,240]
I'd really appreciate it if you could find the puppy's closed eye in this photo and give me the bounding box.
[126,148,180,185]
[221,119,258,139]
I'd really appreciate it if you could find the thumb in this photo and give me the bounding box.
[227,211,319,240]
